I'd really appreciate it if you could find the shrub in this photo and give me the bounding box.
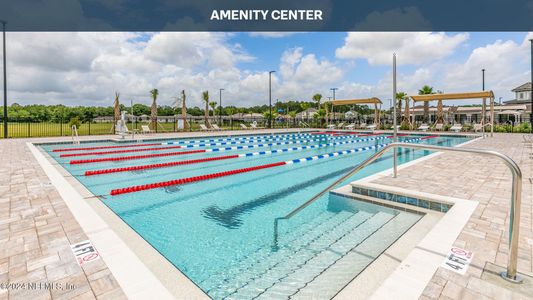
[68,117,82,129]
[400,122,410,130]
[514,122,531,133]
[443,124,451,131]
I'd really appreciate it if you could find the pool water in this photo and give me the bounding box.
[41,132,472,299]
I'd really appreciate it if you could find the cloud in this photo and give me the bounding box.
[336,32,469,65]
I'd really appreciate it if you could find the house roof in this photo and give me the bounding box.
[511,82,531,92]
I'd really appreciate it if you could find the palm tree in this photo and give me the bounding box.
[149,88,159,130]
[202,90,209,126]
[312,93,322,110]
[300,102,311,119]
[395,92,407,124]
[181,90,188,131]
[209,101,217,117]
[418,85,434,123]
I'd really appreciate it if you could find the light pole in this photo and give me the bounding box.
[269,71,275,128]
[482,68,485,91]
[1,20,6,139]
[330,88,338,121]
[219,88,224,126]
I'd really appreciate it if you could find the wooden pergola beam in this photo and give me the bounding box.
[331,97,382,106]
[409,91,494,102]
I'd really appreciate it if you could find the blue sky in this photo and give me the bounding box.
[1,32,532,108]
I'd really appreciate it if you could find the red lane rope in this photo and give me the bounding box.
[85,154,239,176]
[52,143,160,152]
[109,161,286,195]
[70,149,206,164]
[385,133,409,138]
[420,135,439,140]
[60,145,183,158]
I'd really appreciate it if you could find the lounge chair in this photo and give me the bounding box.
[141,125,154,134]
[240,123,249,130]
[337,122,345,129]
[211,124,222,131]
[450,124,462,132]
[418,124,429,132]
[367,124,377,131]
[250,122,264,130]
[435,123,444,131]
[200,124,211,131]
[326,124,335,130]
[345,123,355,130]
[473,123,482,132]
[359,123,367,129]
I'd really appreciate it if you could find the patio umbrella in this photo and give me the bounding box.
[403,98,411,127]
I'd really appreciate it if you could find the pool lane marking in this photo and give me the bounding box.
[59,145,185,158]
[52,132,321,153]
[70,134,383,165]
[160,132,320,145]
[67,133,354,159]
[52,143,161,152]
[109,136,430,196]
[84,135,393,175]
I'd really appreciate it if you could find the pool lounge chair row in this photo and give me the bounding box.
[200,124,223,131]
[326,122,377,131]
[240,123,264,130]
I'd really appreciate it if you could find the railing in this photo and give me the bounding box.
[273,142,523,283]
[71,125,80,144]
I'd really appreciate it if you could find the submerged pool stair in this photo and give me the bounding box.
[203,209,419,299]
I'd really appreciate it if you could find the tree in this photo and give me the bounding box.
[300,102,311,119]
[202,91,210,125]
[149,88,159,130]
[418,85,434,123]
[312,93,322,110]
[209,101,217,117]
[395,92,407,124]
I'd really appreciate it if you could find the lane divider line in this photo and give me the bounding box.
[109,136,432,196]
[71,134,379,165]
[84,135,391,175]
[59,145,184,158]
[52,143,160,152]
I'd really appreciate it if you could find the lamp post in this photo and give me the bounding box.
[269,71,275,128]
[219,88,224,126]
[1,20,6,139]
[482,68,485,91]
[330,88,338,121]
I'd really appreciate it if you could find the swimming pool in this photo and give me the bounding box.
[40,132,472,299]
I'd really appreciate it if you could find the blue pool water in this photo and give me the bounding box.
[40,132,472,299]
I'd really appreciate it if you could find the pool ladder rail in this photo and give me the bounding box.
[274,142,523,283]
[71,125,80,145]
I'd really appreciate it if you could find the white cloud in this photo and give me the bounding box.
[336,32,469,65]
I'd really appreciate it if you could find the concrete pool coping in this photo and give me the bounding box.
[28,130,481,299]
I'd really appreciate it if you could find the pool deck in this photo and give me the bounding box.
[0,129,531,299]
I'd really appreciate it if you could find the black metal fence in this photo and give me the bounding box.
[0,117,368,138]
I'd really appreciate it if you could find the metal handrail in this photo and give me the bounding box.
[273,142,523,283]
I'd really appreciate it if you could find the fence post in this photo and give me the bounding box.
[27,123,30,137]
[88,122,91,135]
[60,120,63,136]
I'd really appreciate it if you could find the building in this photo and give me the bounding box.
[504,82,532,106]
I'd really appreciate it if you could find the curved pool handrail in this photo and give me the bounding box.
[273,142,522,283]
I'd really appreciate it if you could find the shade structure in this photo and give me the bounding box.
[409,91,494,102]
[407,91,495,137]
[330,97,382,106]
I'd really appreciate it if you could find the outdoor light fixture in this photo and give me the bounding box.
[219,88,224,126]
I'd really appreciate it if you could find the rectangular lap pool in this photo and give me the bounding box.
[39,132,472,299]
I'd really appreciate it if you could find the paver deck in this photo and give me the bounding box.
[370,133,533,299]
[1,130,531,299]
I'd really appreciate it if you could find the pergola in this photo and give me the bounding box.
[331,97,383,127]
[408,91,495,136]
